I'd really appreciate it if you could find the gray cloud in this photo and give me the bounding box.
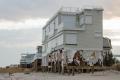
[112,46,120,55]
[104,29,120,55]
[0,28,42,46]
[0,0,60,20]
[104,29,120,37]
[100,0,120,19]
[1,0,119,21]
[0,28,42,67]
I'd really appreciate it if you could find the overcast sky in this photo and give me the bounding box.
[0,0,120,67]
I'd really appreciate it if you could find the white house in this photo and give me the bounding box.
[103,37,112,56]
[32,46,42,62]
[20,53,35,68]
[42,7,103,66]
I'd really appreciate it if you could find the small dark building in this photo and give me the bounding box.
[32,46,42,71]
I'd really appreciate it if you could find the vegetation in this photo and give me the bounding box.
[103,53,119,66]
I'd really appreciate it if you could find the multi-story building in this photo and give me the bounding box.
[32,46,42,71]
[42,7,103,66]
[103,37,112,54]
[20,53,35,68]
[20,46,42,70]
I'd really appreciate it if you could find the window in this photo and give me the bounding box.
[46,27,49,36]
[80,15,84,25]
[48,25,50,32]
[58,15,61,25]
[49,21,54,36]
[53,21,55,32]
[76,14,80,26]
[85,15,92,24]
[42,29,45,41]
[79,15,85,30]
[54,21,55,27]
[95,32,102,37]
[65,34,77,44]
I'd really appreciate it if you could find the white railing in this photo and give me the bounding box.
[82,5,103,10]
[59,7,82,13]
[58,6,103,13]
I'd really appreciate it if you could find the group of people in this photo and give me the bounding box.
[47,49,103,74]
[47,49,64,73]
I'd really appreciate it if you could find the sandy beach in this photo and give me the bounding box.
[0,70,120,80]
